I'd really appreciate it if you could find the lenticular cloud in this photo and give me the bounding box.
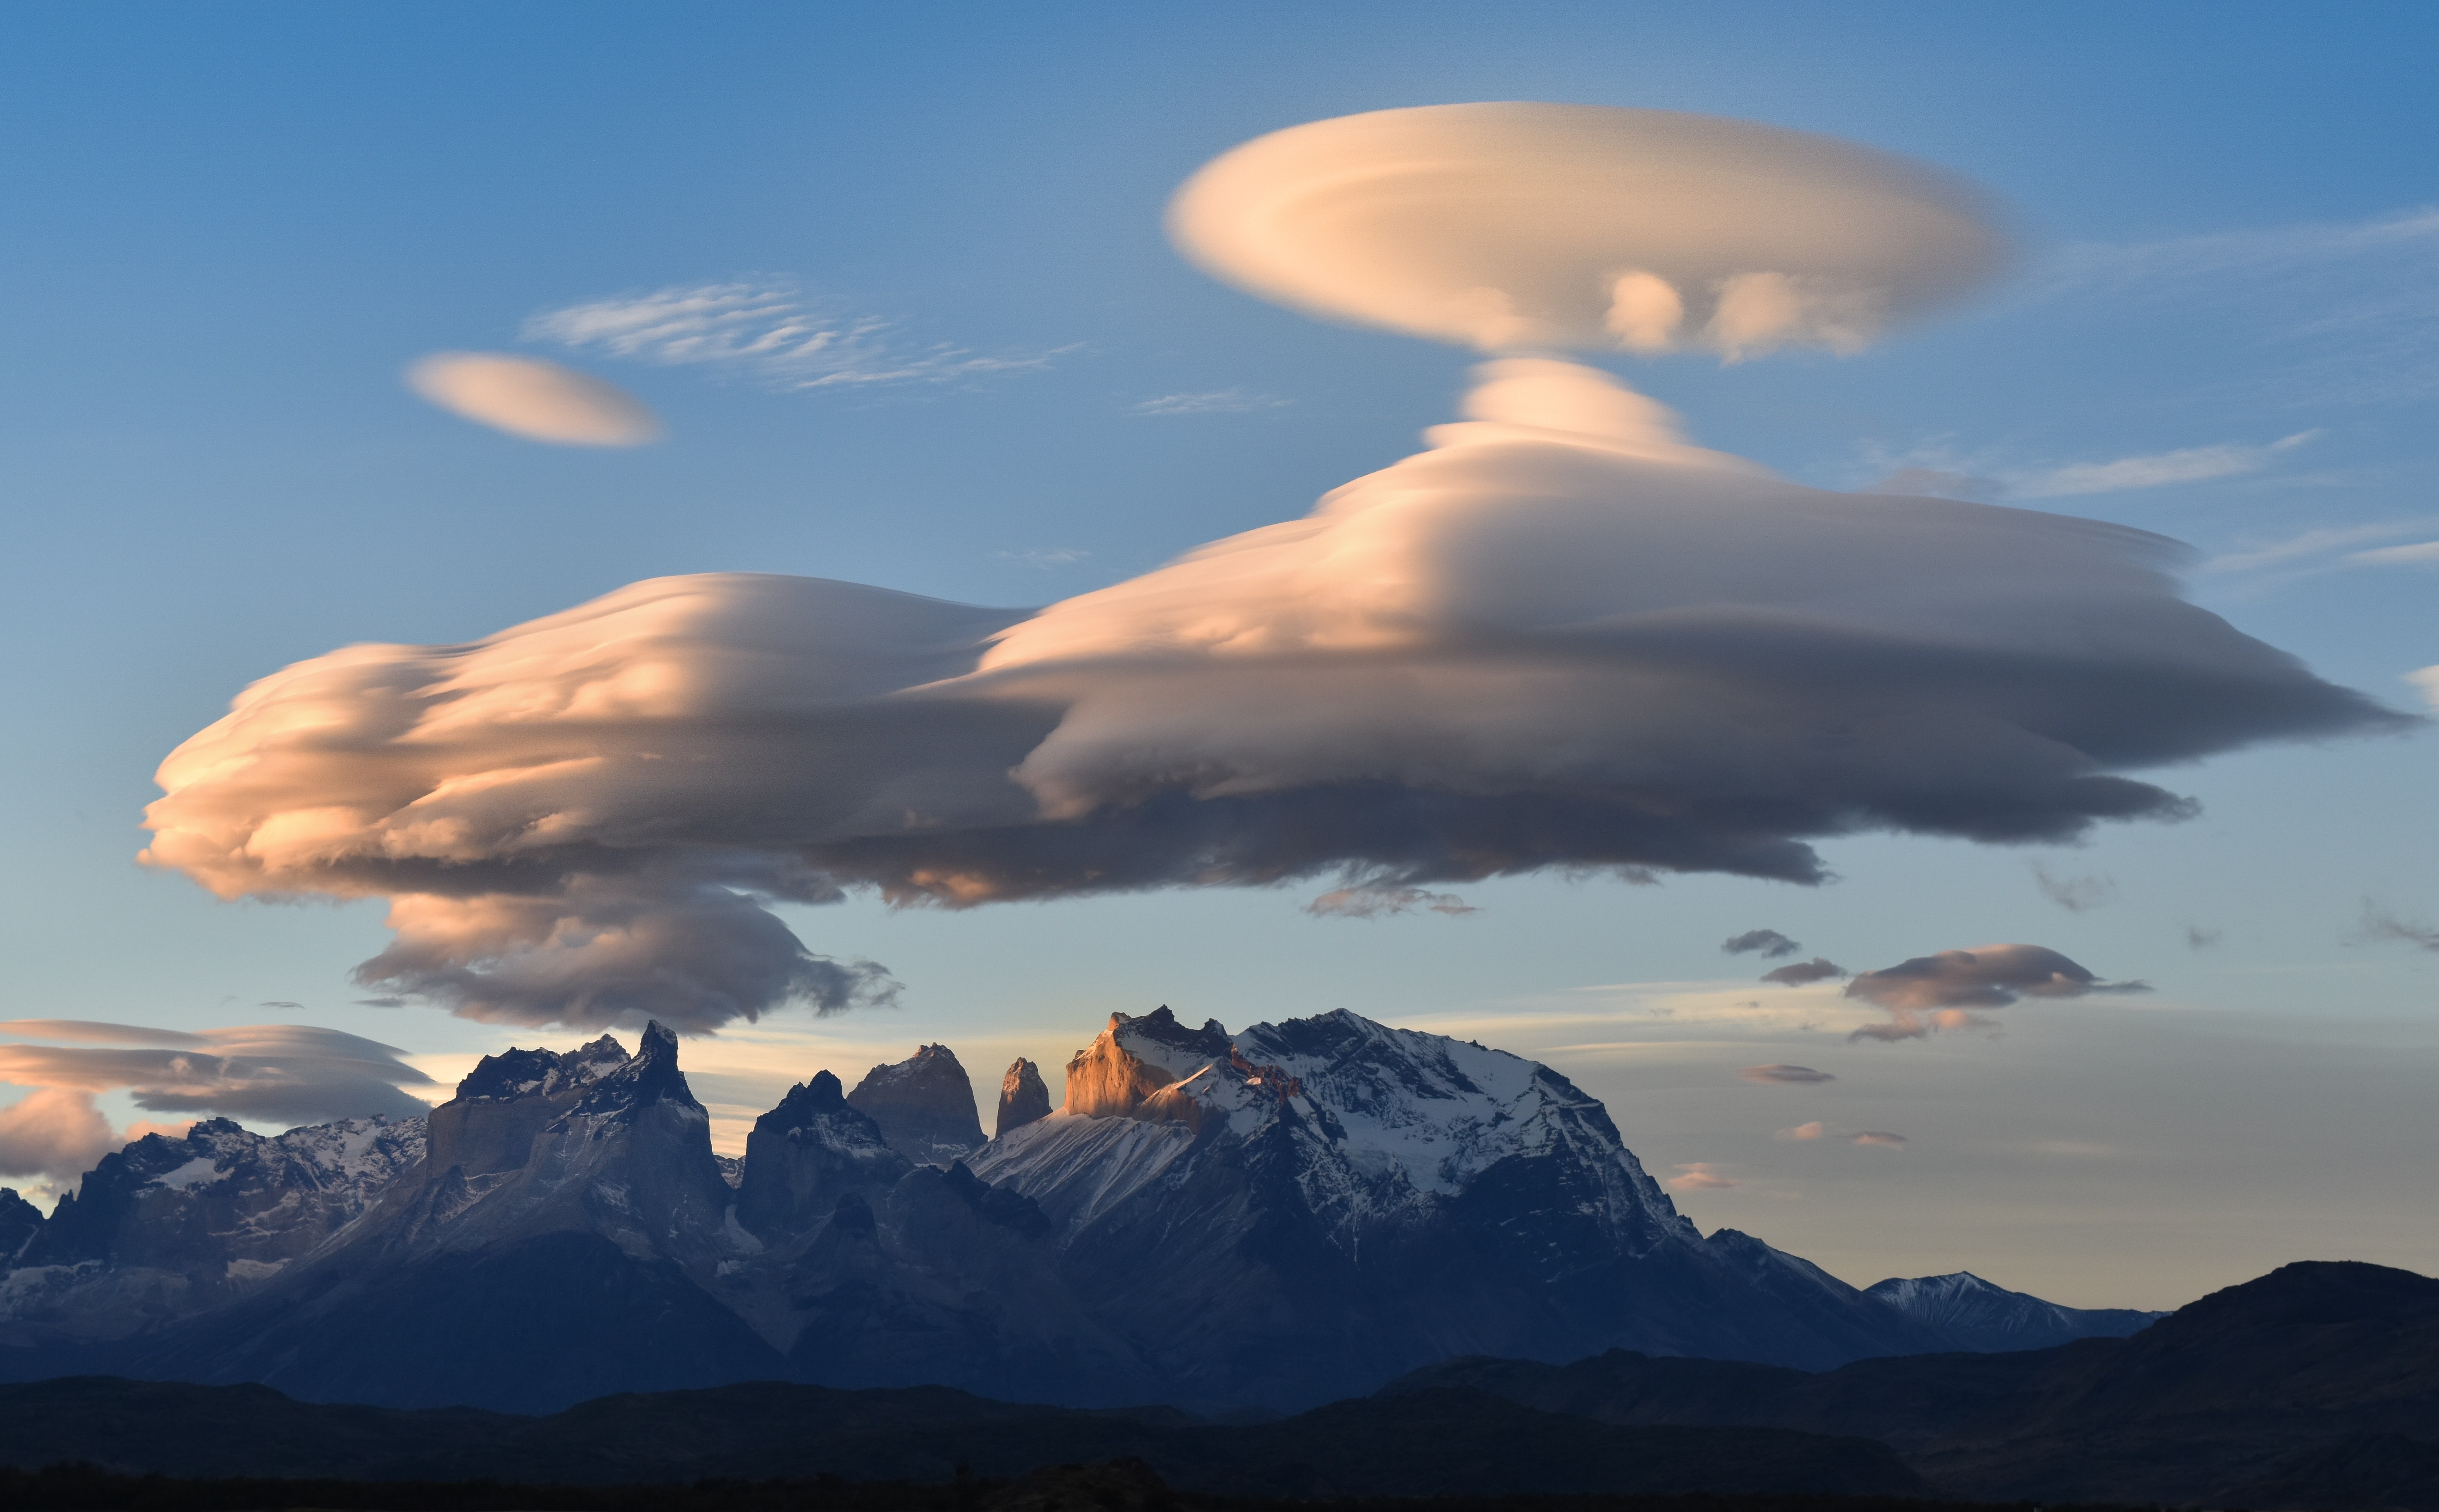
[142,358,2399,1033]
[1167,103,2009,357]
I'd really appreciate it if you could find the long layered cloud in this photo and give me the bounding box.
[0,1021,435,1124]
[141,358,2398,1033]
[1168,103,2008,358]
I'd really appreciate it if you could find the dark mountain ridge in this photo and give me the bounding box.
[1389,1259,2439,1507]
[0,1008,2165,1414]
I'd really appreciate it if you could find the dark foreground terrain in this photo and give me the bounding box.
[0,1459,2154,1512]
[1,1261,2432,1511]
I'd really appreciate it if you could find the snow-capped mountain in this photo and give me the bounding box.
[0,1006,2159,1413]
[1865,1270,2165,1351]
[0,1114,422,1350]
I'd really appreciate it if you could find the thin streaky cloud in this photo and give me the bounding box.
[2349,540,2439,566]
[2006,432,2317,500]
[2199,519,2439,575]
[2036,207,2439,298]
[1130,389,1290,416]
[1665,1162,1736,1191]
[524,279,1063,392]
[995,547,1092,569]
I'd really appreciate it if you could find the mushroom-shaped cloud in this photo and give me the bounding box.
[407,352,662,446]
[1168,103,2009,359]
[140,361,2406,1035]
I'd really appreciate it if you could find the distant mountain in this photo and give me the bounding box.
[1866,1269,2163,1350]
[1389,1259,2439,1508]
[0,1004,2154,1414]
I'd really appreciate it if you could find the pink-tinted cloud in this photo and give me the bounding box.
[1741,1064,1835,1084]
[1169,103,2009,358]
[407,353,660,446]
[1845,944,2147,1041]
[1666,1162,1738,1190]
[1776,1121,1827,1142]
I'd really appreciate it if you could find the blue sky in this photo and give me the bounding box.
[1,2,2433,1306]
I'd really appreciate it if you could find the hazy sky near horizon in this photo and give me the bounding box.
[1,2,2434,1310]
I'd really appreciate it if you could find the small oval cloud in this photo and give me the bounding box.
[407,352,661,446]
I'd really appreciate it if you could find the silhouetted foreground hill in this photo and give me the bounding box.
[0,1377,1920,1499]
[1391,1259,2439,1509]
[0,1459,2135,1512]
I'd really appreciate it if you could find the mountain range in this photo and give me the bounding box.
[0,1006,2157,1414]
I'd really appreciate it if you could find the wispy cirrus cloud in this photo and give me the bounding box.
[523,280,1063,391]
[1130,389,1289,416]
[2005,431,2318,499]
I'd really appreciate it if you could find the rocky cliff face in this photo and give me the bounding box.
[735,1071,910,1241]
[846,1045,986,1165]
[997,1059,1051,1136]
[0,1005,2155,1414]
[0,1191,43,1264]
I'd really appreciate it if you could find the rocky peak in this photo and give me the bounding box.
[998,1058,1051,1136]
[1062,1007,1236,1120]
[574,1020,702,1118]
[846,1044,986,1165]
[0,1187,43,1261]
[455,1034,629,1102]
[737,1068,912,1240]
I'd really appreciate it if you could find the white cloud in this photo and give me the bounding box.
[2349,540,2439,566]
[2199,519,2439,576]
[1130,390,1288,416]
[524,280,1059,391]
[1170,102,2005,358]
[2007,432,2317,499]
[406,353,660,446]
[2409,666,2439,713]
[139,360,2398,1034]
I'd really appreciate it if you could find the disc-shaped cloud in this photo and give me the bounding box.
[1169,103,2008,357]
[0,1020,434,1124]
[142,362,2400,1034]
[1844,944,2148,1042]
[407,352,661,446]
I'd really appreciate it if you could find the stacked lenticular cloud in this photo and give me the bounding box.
[140,104,2404,1033]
